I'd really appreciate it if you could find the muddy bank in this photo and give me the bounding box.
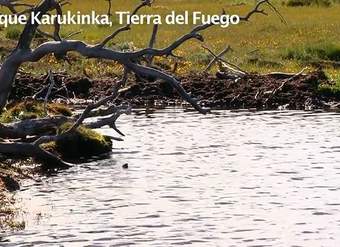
[10,70,338,111]
[0,159,37,231]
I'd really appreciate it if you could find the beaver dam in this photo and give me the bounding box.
[10,69,340,112]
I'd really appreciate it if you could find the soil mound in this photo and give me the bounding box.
[10,70,335,111]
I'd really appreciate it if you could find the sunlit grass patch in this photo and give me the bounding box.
[5,25,23,40]
[0,101,72,123]
[283,42,340,62]
[284,0,333,7]
[188,52,213,65]
[0,0,338,78]
[318,72,340,97]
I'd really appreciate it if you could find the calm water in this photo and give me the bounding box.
[2,109,340,246]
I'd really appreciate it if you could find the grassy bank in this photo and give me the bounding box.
[0,1,339,87]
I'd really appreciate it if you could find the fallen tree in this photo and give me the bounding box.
[0,0,280,169]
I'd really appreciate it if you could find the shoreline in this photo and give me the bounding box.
[10,69,340,112]
[1,68,339,231]
[0,160,36,232]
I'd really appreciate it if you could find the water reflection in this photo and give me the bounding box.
[2,109,340,246]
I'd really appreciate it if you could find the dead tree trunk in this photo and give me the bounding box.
[0,0,280,169]
[0,59,20,109]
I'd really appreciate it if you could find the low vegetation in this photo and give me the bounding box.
[1,161,33,231]
[0,100,112,160]
[283,0,335,7]
[0,101,72,123]
[283,43,340,62]
[54,122,112,159]
[0,0,333,78]
[318,74,340,98]
[5,26,22,40]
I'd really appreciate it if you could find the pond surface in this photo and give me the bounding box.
[2,109,340,246]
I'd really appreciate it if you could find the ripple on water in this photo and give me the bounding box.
[4,109,340,246]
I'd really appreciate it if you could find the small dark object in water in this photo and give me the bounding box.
[1,175,20,192]
[122,163,129,169]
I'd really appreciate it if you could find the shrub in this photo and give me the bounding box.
[318,74,340,99]
[283,43,340,62]
[5,27,21,40]
[188,52,213,65]
[318,84,340,100]
[55,122,112,159]
[114,42,137,51]
[0,100,72,123]
[284,0,332,7]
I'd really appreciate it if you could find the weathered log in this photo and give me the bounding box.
[0,0,280,169]
[4,116,68,137]
[0,142,71,169]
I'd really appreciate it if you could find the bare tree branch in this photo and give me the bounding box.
[0,0,33,14]
[240,0,286,24]
[106,0,112,16]
[204,46,232,73]
[126,61,209,114]
[202,45,247,76]
[43,70,56,114]
[0,141,71,169]
[71,68,129,131]
[98,0,153,48]
[0,0,280,168]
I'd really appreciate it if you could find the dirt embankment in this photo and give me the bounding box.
[10,70,338,111]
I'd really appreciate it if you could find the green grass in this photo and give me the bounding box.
[0,0,338,78]
[284,0,334,7]
[188,52,213,65]
[283,42,340,62]
[5,26,22,40]
[55,122,112,159]
[318,73,340,97]
[0,101,72,123]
